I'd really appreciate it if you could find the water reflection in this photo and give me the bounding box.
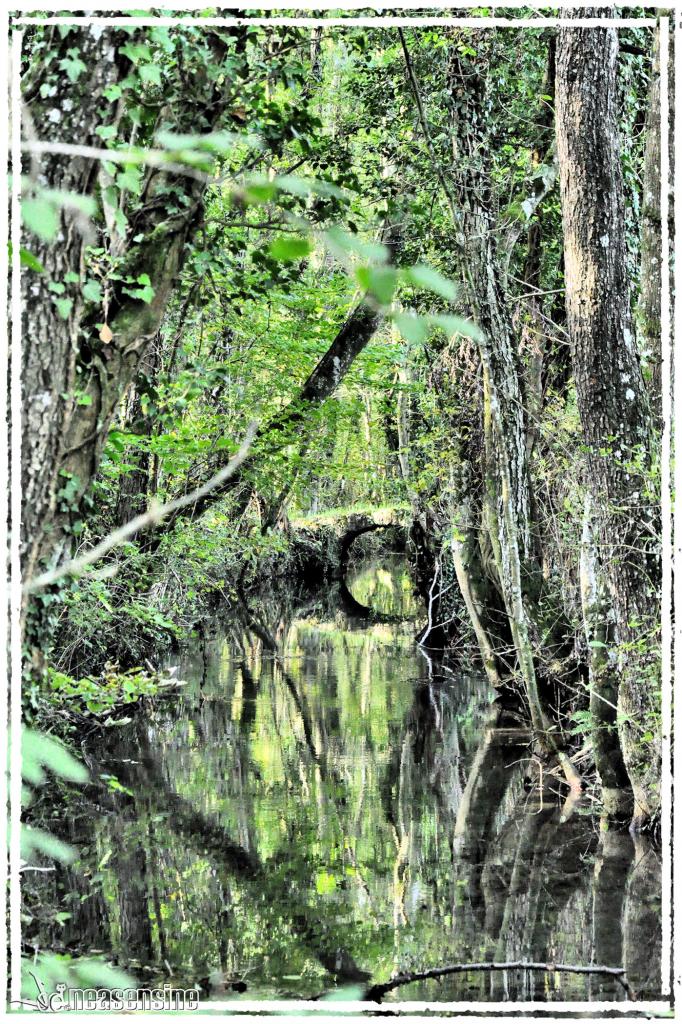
[346,554,420,620]
[26,561,662,1004]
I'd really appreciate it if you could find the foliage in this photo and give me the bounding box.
[45,664,161,719]
[17,11,664,1003]
[20,729,135,1002]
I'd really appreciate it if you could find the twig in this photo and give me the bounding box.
[365,961,633,1002]
[21,140,211,182]
[24,421,258,594]
[397,28,460,227]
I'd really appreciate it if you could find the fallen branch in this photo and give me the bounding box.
[365,961,633,1002]
[24,421,258,594]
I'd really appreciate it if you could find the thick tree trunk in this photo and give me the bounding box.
[445,40,579,789]
[638,27,663,423]
[556,13,661,826]
[20,26,240,636]
[579,493,633,822]
[20,26,125,588]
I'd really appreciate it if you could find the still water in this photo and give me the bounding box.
[42,558,662,1004]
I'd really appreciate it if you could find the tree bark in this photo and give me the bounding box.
[579,493,633,822]
[444,38,579,788]
[638,26,663,423]
[556,12,661,825]
[115,337,160,527]
[20,26,242,637]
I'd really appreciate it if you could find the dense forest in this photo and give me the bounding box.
[12,5,669,1009]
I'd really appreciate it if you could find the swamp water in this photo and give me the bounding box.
[35,558,662,1004]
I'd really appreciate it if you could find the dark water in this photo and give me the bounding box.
[33,558,662,1004]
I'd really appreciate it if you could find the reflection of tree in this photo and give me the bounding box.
[589,832,633,1000]
[26,585,662,1002]
[113,827,154,967]
[623,836,663,997]
[118,720,370,985]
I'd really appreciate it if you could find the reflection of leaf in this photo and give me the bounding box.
[322,984,365,1001]
[315,870,337,894]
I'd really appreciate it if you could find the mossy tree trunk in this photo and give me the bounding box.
[20,25,242,653]
[556,12,661,826]
[443,38,579,789]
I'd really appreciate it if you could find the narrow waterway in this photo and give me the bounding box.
[32,558,662,1004]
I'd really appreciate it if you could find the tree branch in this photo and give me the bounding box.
[24,421,258,593]
[365,961,633,1002]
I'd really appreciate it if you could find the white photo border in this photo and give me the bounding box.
[3,3,675,1018]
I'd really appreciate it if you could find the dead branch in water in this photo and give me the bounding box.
[365,960,633,1002]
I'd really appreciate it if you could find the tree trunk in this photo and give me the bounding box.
[20,26,242,644]
[556,12,661,826]
[20,26,125,588]
[579,493,633,822]
[444,39,579,789]
[638,26,663,423]
[115,337,161,527]
[638,25,673,426]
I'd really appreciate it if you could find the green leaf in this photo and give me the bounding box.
[122,280,155,303]
[325,226,388,263]
[21,826,76,864]
[22,729,88,784]
[59,50,87,83]
[139,63,162,86]
[19,248,44,272]
[241,180,277,204]
[404,264,458,301]
[276,174,346,200]
[429,313,483,341]
[116,165,143,194]
[356,265,397,305]
[95,125,117,141]
[103,83,122,102]
[22,198,58,241]
[54,298,73,320]
[269,236,312,262]
[82,279,103,303]
[120,42,152,64]
[394,310,427,345]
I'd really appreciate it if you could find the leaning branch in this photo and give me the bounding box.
[23,421,258,593]
[365,961,633,1002]
[21,140,212,183]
